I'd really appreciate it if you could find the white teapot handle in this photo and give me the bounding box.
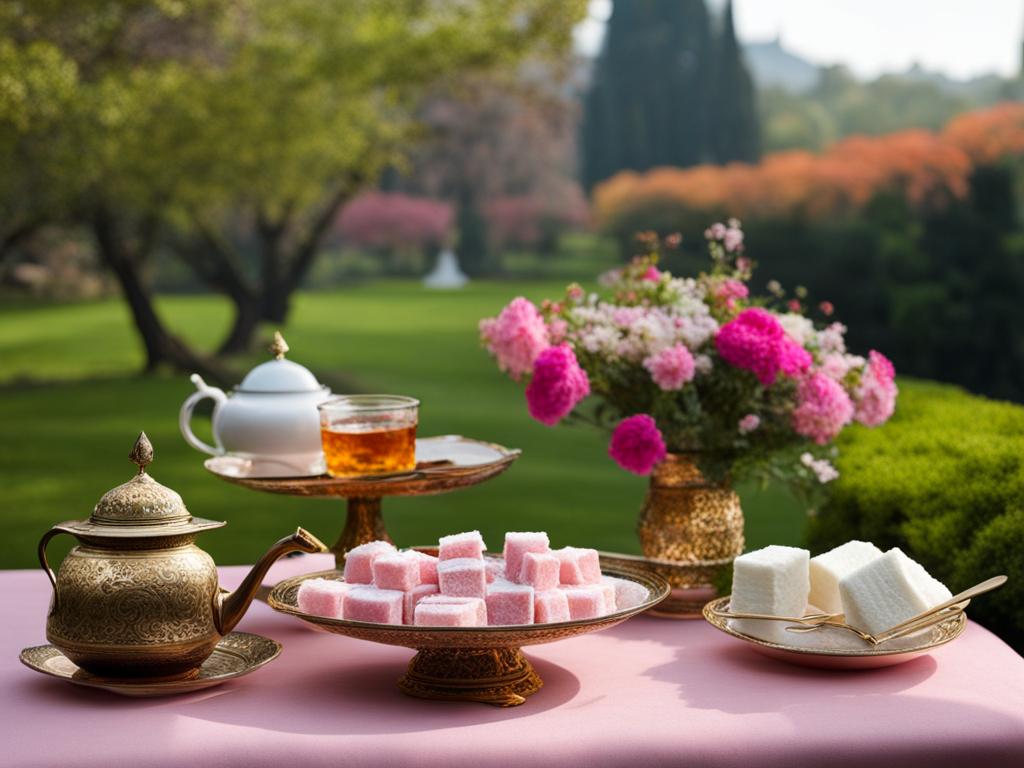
[180,374,228,456]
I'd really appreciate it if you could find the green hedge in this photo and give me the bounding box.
[807,379,1024,651]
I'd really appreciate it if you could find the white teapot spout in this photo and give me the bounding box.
[179,374,228,456]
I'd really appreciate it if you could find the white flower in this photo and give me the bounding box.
[817,322,848,354]
[800,452,839,483]
[779,313,814,346]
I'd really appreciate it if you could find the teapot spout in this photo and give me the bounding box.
[215,527,326,635]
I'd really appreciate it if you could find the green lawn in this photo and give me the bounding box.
[0,281,806,570]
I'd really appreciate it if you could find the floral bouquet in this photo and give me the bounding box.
[479,221,897,494]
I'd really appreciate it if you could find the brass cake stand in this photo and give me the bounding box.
[268,560,669,706]
[204,436,520,568]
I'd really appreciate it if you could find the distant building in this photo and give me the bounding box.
[742,36,820,93]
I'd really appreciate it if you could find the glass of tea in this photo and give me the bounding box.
[317,395,419,477]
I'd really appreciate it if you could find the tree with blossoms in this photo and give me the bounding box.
[480,221,898,493]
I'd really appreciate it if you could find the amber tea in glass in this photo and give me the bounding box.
[318,395,418,477]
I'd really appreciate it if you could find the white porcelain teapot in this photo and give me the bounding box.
[179,332,330,476]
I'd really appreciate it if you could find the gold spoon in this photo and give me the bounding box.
[785,574,1008,645]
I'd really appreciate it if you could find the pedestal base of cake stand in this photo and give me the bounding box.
[398,647,543,707]
[330,497,390,568]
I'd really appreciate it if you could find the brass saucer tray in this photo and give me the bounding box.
[702,596,967,669]
[206,436,520,567]
[268,561,669,706]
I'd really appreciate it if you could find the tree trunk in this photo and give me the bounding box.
[218,296,264,357]
[92,208,231,384]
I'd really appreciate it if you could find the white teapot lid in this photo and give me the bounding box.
[237,332,324,393]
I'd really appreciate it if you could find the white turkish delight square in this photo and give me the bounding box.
[838,548,952,636]
[729,545,810,643]
[809,540,883,614]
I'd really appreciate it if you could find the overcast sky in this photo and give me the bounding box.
[574,0,1024,81]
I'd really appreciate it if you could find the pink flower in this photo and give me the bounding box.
[547,318,568,344]
[854,350,898,427]
[525,343,590,426]
[643,344,696,391]
[705,222,727,240]
[480,297,550,380]
[715,279,749,303]
[608,414,666,475]
[641,266,662,282]
[736,257,752,273]
[792,372,854,445]
[819,301,834,317]
[820,353,853,381]
[738,414,760,434]
[787,299,802,313]
[715,307,810,386]
[723,227,744,253]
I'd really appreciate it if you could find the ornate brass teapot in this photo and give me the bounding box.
[38,432,324,679]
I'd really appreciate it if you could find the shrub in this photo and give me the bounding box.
[807,379,1024,650]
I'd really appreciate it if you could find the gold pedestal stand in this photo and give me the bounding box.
[204,437,521,569]
[399,647,543,707]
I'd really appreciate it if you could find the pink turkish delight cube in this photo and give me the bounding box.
[437,557,487,598]
[410,550,439,584]
[518,551,560,591]
[438,530,486,561]
[563,586,608,620]
[534,589,571,624]
[342,586,404,624]
[343,540,397,584]
[297,578,350,618]
[403,583,440,624]
[554,546,602,585]
[418,595,487,625]
[486,583,535,625]
[503,531,550,581]
[372,553,421,592]
[603,576,649,610]
[485,558,507,584]
[414,601,482,627]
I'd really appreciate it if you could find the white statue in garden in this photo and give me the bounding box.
[423,248,468,289]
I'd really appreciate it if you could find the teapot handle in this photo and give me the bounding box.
[38,527,72,613]
[180,374,228,456]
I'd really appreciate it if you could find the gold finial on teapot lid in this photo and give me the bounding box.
[129,431,154,475]
[270,331,289,360]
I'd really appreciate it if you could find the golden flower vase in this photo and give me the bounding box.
[636,453,744,618]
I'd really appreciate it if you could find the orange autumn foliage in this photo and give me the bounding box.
[594,103,1024,230]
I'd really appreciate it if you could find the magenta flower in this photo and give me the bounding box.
[854,350,898,426]
[715,307,810,386]
[643,344,696,391]
[525,343,590,426]
[792,372,854,445]
[608,414,667,475]
[480,297,550,380]
[641,266,662,282]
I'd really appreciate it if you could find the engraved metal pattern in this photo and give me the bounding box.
[19,632,282,697]
[47,545,219,647]
[399,648,542,707]
[268,564,669,706]
[92,473,190,525]
[702,596,967,657]
[633,453,744,615]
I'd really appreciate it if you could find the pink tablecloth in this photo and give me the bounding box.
[5,553,1024,768]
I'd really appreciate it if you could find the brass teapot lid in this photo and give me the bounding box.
[58,433,225,539]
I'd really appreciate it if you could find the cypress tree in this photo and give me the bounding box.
[582,0,714,190]
[710,0,761,163]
